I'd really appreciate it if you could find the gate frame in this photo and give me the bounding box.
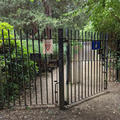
[58,29,65,110]
[58,30,109,110]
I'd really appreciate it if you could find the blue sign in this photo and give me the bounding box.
[92,41,101,50]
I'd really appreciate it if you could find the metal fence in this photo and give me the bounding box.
[0,29,59,108]
[0,28,119,110]
[108,47,120,82]
[59,29,109,109]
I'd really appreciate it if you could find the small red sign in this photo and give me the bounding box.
[43,39,53,54]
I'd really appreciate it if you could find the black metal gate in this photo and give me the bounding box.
[0,28,109,110]
[58,29,108,109]
[0,29,60,109]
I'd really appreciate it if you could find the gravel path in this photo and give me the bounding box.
[0,82,120,120]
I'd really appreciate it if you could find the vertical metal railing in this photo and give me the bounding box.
[66,29,70,104]
[0,28,60,108]
[63,30,110,108]
[78,30,81,100]
[0,28,112,109]
[2,30,8,107]
[37,29,43,104]
[26,30,32,105]
[58,29,65,110]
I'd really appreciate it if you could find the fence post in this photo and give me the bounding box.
[105,33,109,89]
[58,29,65,110]
[66,29,70,104]
[116,40,120,81]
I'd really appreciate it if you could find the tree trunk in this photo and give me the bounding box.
[42,0,52,39]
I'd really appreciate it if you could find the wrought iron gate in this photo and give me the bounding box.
[0,28,109,110]
[58,29,108,109]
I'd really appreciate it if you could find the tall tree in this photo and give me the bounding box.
[0,0,53,32]
[50,0,88,29]
[0,0,88,31]
[86,0,120,33]
[42,0,52,38]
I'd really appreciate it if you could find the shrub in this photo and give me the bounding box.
[0,22,38,108]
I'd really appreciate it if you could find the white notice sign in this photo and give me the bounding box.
[43,39,53,54]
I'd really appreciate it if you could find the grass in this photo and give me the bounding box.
[17,39,83,60]
[21,40,67,57]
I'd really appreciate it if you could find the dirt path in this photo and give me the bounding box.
[0,82,120,120]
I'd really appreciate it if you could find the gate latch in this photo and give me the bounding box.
[54,80,59,104]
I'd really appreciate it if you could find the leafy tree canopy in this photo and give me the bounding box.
[0,0,88,31]
[86,0,120,35]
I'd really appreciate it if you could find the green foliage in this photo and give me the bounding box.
[0,0,88,31]
[30,0,34,2]
[86,0,120,34]
[0,22,38,107]
[85,0,120,74]
[83,22,94,32]
[0,22,14,46]
[0,0,44,31]
[50,0,88,29]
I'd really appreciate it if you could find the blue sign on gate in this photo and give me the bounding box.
[92,41,101,50]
